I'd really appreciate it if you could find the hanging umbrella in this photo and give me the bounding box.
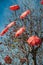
[4,55,12,64]
[40,0,43,5]
[15,26,26,37]
[27,35,41,46]
[9,5,20,11]
[0,21,16,36]
[20,10,31,19]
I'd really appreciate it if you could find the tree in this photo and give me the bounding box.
[0,0,43,65]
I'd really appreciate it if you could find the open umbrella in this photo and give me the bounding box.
[15,26,26,37]
[20,10,31,19]
[40,0,43,5]
[27,35,41,46]
[9,5,20,11]
[4,55,12,64]
[0,21,16,36]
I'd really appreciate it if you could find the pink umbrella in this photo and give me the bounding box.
[27,35,41,46]
[9,5,20,11]
[7,21,16,28]
[0,21,16,36]
[15,26,26,37]
[0,27,9,36]
[20,10,31,19]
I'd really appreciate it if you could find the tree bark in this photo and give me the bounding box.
[32,47,37,65]
[27,59,29,65]
[32,52,36,65]
[26,54,29,65]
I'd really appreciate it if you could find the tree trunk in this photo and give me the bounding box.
[26,54,29,65]
[27,59,29,65]
[32,47,37,65]
[33,53,36,65]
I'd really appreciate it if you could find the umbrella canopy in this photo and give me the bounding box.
[9,5,20,11]
[0,27,9,36]
[15,26,26,37]
[20,10,31,19]
[7,21,16,28]
[40,0,43,5]
[27,35,41,46]
[4,55,12,64]
[0,21,16,36]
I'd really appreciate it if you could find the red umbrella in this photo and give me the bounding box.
[27,35,41,46]
[4,55,12,64]
[0,21,16,36]
[40,0,43,5]
[9,5,20,11]
[20,10,31,19]
[15,26,26,37]
[0,27,9,36]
